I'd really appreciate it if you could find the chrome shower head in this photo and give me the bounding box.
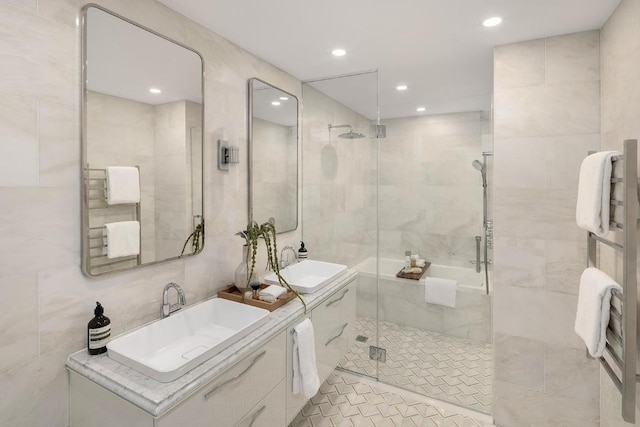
[472,159,487,187]
[328,124,366,139]
[472,160,484,172]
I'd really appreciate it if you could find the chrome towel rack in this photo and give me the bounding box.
[586,139,639,423]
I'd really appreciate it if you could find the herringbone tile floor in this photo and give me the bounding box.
[289,371,492,427]
[338,317,492,413]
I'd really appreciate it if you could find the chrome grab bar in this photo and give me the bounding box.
[204,350,266,399]
[325,323,348,347]
[326,288,349,307]
[475,236,481,273]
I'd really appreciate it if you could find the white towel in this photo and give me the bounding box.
[106,166,140,205]
[105,221,140,259]
[424,277,457,308]
[292,319,320,398]
[258,285,287,303]
[575,267,622,357]
[576,151,621,237]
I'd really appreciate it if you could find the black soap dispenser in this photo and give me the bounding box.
[298,241,308,260]
[87,302,111,355]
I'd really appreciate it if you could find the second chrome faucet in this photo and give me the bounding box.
[161,282,186,318]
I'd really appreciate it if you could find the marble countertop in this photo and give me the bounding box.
[66,270,357,418]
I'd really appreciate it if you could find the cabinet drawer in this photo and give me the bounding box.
[315,320,354,382]
[235,380,285,427]
[159,330,286,427]
[313,283,355,342]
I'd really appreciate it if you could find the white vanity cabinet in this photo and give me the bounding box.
[69,273,358,427]
[71,331,286,427]
[285,280,356,424]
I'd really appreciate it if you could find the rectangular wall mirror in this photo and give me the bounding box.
[81,5,204,276]
[248,78,299,233]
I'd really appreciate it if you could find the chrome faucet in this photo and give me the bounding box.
[280,246,297,268]
[161,282,186,318]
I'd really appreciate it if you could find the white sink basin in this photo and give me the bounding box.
[263,259,347,294]
[107,298,270,382]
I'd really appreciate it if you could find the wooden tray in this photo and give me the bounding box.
[396,262,431,280]
[217,284,296,311]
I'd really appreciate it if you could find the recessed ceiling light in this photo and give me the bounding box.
[149,88,162,94]
[396,85,408,91]
[332,48,346,57]
[271,101,281,106]
[416,107,426,112]
[482,17,502,27]
[279,96,289,101]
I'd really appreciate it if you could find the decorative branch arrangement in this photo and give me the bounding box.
[180,220,204,257]
[236,219,306,311]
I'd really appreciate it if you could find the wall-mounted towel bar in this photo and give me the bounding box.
[586,139,639,423]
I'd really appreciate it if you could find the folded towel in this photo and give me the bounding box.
[416,259,426,268]
[576,151,621,237]
[106,166,140,205]
[292,318,320,398]
[575,267,622,357]
[258,285,287,302]
[424,277,457,308]
[105,221,140,259]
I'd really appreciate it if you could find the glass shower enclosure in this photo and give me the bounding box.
[302,71,493,415]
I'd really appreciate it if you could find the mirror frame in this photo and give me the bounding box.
[80,4,206,277]
[247,77,299,233]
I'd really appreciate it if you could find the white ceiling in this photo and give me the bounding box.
[158,0,620,119]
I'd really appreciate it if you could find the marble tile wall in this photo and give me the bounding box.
[0,1,301,426]
[379,112,489,268]
[600,0,640,424]
[301,84,377,267]
[493,30,601,426]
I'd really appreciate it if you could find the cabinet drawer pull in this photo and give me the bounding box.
[326,288,349,307]
[246,405,266,427]
[325,322,348,346]
[204,350,267,399]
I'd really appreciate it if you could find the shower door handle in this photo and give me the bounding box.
[475,236,482,273]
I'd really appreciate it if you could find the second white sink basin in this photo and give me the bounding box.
[107,298,269,382]
[263,259,347,294]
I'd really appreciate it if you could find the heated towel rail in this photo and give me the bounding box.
[586,139,639,423]
[83,165,142,272]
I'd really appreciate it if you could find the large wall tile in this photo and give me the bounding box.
[0,95,37,186]
[493,137,546,189]
[493,284,584,349]
[494,81,600,138]
[0,274,39,372]
[494,39,546,90]
[38,102,80,188]
[0,188,78,277]
[493,188,580,241]
[546,239,585,295]
[0,3,77,105]
[493,237,546,288]
[546,30,600,84]
[494,333,545,390]
[545,344,599,403]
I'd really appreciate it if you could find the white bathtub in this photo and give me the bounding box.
[352,256,491,343]
[354,257,487,294]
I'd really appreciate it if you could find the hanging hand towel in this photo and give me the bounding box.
[576,151,621,237]
[424,277,457,308]
[106,166,140,205]
[105,221,140,259]
[575,267,622,357]
[292,318,320,399]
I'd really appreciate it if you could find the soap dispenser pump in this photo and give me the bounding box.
[298,241,308,260]
[87,302,111,355]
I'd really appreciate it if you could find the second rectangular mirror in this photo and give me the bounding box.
[248,78,298,233]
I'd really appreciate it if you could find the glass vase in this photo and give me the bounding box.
[234,245,256,294]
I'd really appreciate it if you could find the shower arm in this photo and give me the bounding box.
[328,124,353,132]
